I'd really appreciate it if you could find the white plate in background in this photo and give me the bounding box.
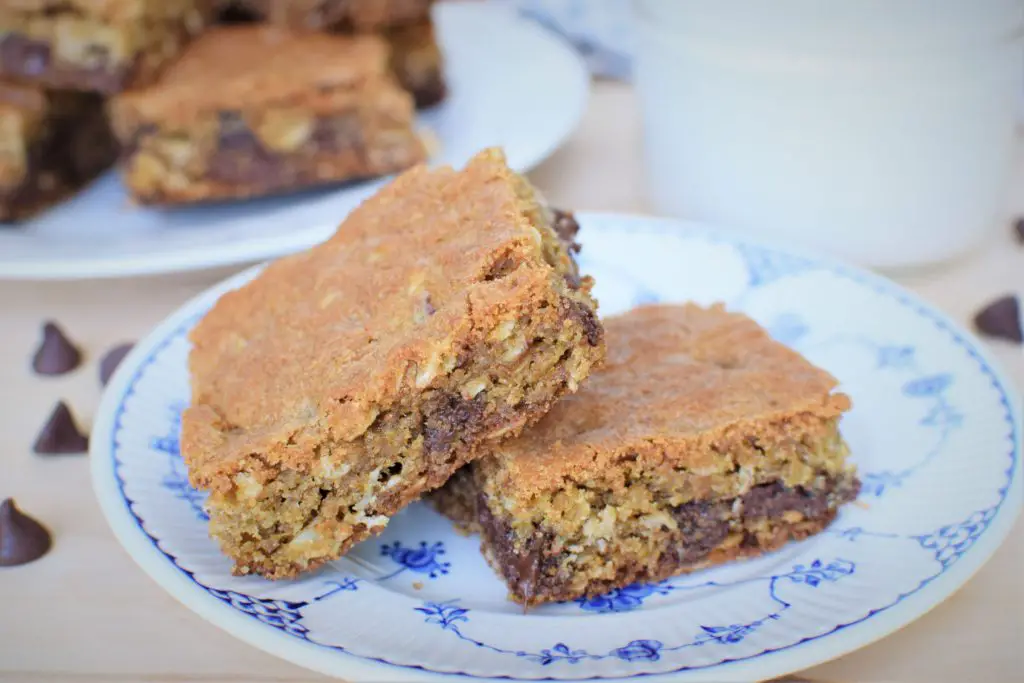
[0,3,589,280]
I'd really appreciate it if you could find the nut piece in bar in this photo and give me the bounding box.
[232,0,435,31]
[0,0,212,94]
[0,82,117,222]
[109,26,426,205]
[386,20,446,108]
[433,304,861,606]
[182,148,606,579]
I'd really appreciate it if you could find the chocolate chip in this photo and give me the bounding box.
[99,342,134,386]
[974,295,1022,343]
[567,299,603,347]
[411,77,447,109]
[552,209,581,254]
[0,34,52,79]
[476,492,545,606]
[483,254,518,281]
[33,401,89,455]
[1015,217,1024,244]
[669,498,731,563]
[0,498,52,567]
[742,482,830,520]
[423,393,486,456]
[311,114,363,154]
[31,321,82,376]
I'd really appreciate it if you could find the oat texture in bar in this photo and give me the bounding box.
[0,82,117,222]
[0,0,212,94]
[108,26,425,204]
[433,304,860,606]
[182,148,606,579]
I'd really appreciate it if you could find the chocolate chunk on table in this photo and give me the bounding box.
[1015,217,1024,244]
[974,295,1022,344]
[0,498,52,567]
[31,321,82,376]
[99,342,135,386]
[33,401,89,455]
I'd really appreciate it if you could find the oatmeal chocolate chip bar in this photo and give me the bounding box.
[0,0,212,94]
[0,82,116,222]
[433,304,860,606]
[108,26,425,204]
[386,19,445,109]
[231,0,435,31]
[182,148,605,579]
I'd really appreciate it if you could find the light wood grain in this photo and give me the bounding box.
[1,82,1021,683]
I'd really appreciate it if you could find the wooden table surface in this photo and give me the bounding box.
[1,83,1022,683]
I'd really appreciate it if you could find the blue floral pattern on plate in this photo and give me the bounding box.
[91,213,1020,681]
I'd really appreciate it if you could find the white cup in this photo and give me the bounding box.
[633,0,1024,269]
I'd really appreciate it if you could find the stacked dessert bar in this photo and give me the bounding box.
[183,149,604,577]
[182,148,861,605]
[0,0,441,219]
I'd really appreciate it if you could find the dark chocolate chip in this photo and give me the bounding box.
[0,34,52,78]
[484,254,519,282]
[1015,217,1024,245]
[974,295,1022,343]
[310,114,363,154]
[99,342,134,386]
[0,498,52,567]
[423,393,486,457]
[217,1,261,23]
[31,321,82,376]
[669,498,731,563]
[567,299,603,347]
[476,491,545,606]
[33,401,89,455]
[552,209,582,254]
[742,482,830,521]
[411,77,447,109]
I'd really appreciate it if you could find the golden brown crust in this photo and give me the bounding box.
[479,304,850,500]
[110,26,398,130]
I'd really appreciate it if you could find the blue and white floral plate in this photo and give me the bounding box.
[91,213,1022,682]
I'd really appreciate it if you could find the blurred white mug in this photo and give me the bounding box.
[633,0,1024,269]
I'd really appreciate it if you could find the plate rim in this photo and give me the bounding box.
[90,212,1023,682]
[0,2,590,282]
